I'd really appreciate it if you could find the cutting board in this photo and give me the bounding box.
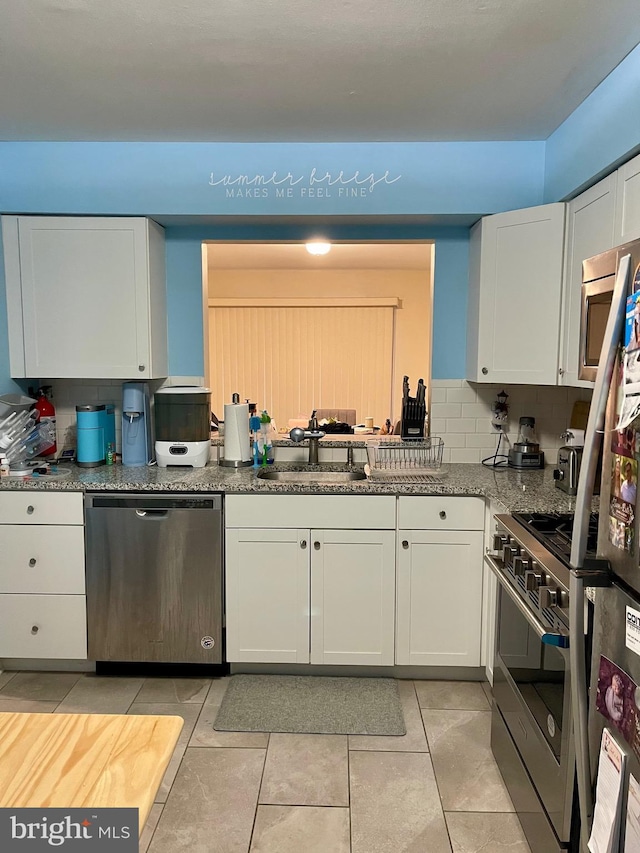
[569,400,590,430]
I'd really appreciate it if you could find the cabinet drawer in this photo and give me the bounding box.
[397,496,484,530]
[0,526,85,593]
[0,594,87,659]
[0,491,83,525]
[226,495,396,529]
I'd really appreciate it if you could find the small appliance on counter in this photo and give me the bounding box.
[155,386,211,467]
[507,416,545,469]
[553,429,585,495]
[76,404,107,468]
[122,382,153,467]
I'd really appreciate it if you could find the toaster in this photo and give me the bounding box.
[553,445,583,495]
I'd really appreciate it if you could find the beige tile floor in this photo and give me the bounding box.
[0,673,532,853]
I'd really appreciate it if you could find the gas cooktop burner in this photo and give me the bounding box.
[512,512,598,566]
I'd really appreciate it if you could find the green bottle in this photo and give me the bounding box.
[260,411,273,465]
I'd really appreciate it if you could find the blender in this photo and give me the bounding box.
[508,416,545,469]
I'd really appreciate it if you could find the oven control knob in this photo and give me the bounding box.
[503,544,520,565]
[512,555,531,576]
[525,567,543,591]
[539,586,559,608]
[493,533,508,553]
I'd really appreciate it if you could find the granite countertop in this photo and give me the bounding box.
[0,461,596,514]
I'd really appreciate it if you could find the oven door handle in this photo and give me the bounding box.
[485,556,569,649]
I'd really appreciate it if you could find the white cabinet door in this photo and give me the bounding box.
[559,174,617,388]
[310,529,395,666]
[615,153,640,245]
[467,203,565,385]
[2,216,166,379]
[225,528,310,663]
[0,526,85,594]
[396,529,484,667]
[0,594,87,659]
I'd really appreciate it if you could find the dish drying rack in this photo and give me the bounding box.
[366,438,445,483]
[0,400,54,467]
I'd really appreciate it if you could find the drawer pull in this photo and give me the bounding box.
[31,625,39,635]
[439,510,447,520]
[300,539,307,549]
[29,558,37,567]
[314,541,321,550]
[26,505,35,515]
[402,540,409,549]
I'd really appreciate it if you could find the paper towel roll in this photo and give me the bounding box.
[224,403,251,463]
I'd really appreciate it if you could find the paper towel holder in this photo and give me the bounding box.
[219,393,253,468]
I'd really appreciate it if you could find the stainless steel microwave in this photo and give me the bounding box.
[580,239,640,382]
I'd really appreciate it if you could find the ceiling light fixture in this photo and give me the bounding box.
[305,241,332,256]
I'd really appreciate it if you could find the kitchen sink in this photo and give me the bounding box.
[257,468,367,483]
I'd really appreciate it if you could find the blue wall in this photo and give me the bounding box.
[1,41,640,393]
[544,43,640,201]
[0,141,545,217]
[164,224,470,380]
[0,140,546,392]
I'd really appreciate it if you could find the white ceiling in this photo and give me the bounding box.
[207,242,432,270]
[1,1,639,143]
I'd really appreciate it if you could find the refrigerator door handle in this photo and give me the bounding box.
[570,252,631,571]
[569,252,632,853]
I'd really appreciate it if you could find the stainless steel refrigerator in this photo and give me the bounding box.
[570,238,640,851]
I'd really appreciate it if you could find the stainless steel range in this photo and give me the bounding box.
[486,512,598,853]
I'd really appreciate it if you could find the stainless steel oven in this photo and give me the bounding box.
[486,514,579,853]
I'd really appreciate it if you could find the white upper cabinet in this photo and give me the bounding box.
[615,152,640,245]
[2,216,167,379]
[466,203,566,385]
[559,174,617,387]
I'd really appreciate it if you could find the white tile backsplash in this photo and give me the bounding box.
[431,380,592,465]
[43,376,591,468]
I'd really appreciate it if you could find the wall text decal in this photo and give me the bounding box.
[208,168,402,199]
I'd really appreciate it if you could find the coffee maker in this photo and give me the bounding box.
[122,382,153,467]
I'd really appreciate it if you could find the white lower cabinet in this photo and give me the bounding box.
[0,491,87,660]
[396,497,485,667]
[310,529,395,666]
[225,526,395,665]
[0,594,87,659]
[396,530,484,666]
[225,528,310,664]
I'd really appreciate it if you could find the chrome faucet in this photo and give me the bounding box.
[289,411,326,464]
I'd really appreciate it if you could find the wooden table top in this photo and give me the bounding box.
[0,712,183,834]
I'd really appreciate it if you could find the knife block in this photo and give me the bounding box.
[401,399,426,439]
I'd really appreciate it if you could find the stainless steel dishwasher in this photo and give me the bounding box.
[85,493,223,664]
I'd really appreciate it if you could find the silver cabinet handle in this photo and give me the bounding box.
[26,505,34,515]
[402,540,409,549]
[29,558,36,567]
[300,540,307,549]
[482,367,488,375]
[439,510,447,520]
[31,625,39,635]
[138,364,146,372]
[314,541,321,550]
